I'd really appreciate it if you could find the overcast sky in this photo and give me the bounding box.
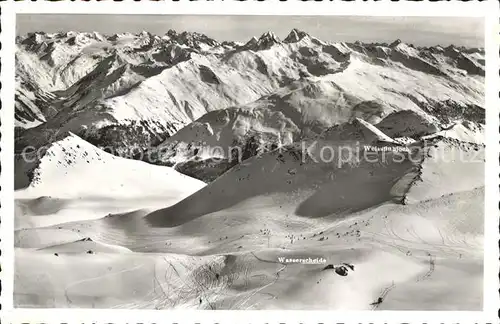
[17,15,484,47]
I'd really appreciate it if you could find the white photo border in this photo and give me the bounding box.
[1,1,498,323]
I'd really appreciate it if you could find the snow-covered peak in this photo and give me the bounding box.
[66,32,103,46]
[21,32,48,44]
[389,39,403,48]
[17,132,206,199]
[162,30,220,50]
[64,31,79,38]
[244,36,259,48]
[388,40,418,56]
[165,29,178,38]
[243,31,281,51]
[320,117,396,145]
[443,44,461,58]
[433,45,445,52]
[115,32,135,38]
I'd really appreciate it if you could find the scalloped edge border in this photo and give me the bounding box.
[0,1,498,323]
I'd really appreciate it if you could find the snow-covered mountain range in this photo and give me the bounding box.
[15,29,484,182]
[14,28,486,310]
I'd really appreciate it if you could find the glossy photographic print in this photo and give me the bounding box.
[1,1,498,324]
